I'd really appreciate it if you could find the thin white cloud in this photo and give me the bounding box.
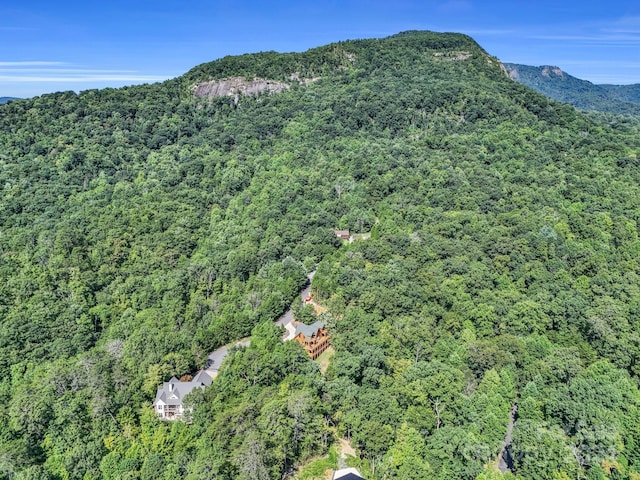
[0,61,66,66]
[0,75,167,83]
[521,13,640,46]
[527,31,640,41]
[556,60,640,68]
[605,22,640,34]
[613,15,640,27]
[0,61,169,83]
[0,68,139,73]
[580,73,640,84]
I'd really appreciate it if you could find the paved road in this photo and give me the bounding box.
[275,269,315,327]
[204,338,250,378]
[205,270,316,378]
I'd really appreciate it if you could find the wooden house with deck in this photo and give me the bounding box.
[293,320,330,359]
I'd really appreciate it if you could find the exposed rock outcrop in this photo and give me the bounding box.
[433,50,472,61]
[193,75,321,102]
[541,65,565,78]
[193,77,289,99]
[497,61,510,79]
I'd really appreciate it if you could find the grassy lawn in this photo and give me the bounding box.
[313,303,328,314]
[352,232,371,241]
[296,445,339,480]
[315,346,335,375]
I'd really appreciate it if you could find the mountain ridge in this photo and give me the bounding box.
[1,31,640,480]
[504,62,640,116]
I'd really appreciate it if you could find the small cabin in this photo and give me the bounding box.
[293,321,330,359]
[335,229,351,240]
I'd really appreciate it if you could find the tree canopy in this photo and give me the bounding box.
[1,30,640,479]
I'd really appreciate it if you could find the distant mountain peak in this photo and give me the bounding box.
[540,65,565,79]
[504,62,640,116]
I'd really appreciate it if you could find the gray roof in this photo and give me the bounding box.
[153,370,212,406]
[333,474,365,480]
[333,468,365,480]
[192,370,213,386]
[294,320,325,339]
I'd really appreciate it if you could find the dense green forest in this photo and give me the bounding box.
[504,63,640,117]
[1,31,640,479]
[600,83,640,105]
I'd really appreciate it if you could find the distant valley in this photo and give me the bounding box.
[504,63,640,116]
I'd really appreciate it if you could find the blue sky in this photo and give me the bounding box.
[1,0,639,97]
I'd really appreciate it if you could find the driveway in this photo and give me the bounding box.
[205,270,316,377]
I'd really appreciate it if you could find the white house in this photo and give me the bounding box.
[153,370,212,420]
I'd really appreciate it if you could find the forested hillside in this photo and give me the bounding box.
[1,31,640,480]
[601,83,640,105]
[504,63,640,117]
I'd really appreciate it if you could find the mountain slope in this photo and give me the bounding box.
[1,31,640,480]
[504,62,640,116]
[0,97,19,104]
[601,82,640,104]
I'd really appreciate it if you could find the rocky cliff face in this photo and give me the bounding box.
[541,65,565,78]
[507,65,566,81]
[193,77,289,99]
[193,74,321,102]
